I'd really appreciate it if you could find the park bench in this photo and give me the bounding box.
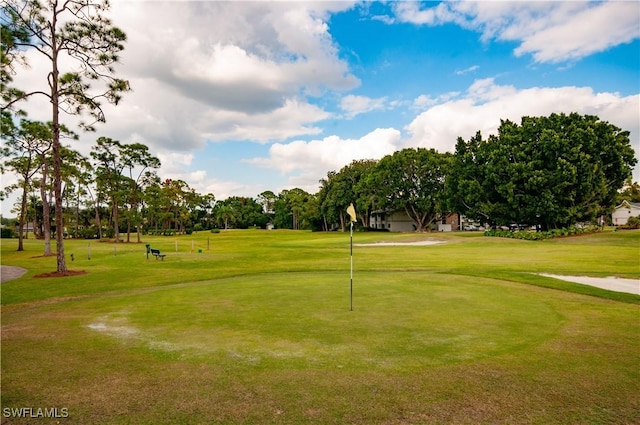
[146,244,166,261]
[150,248,166,260]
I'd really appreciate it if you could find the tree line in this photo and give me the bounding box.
[3,112,638,246]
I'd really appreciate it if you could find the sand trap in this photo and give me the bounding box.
[1,265,28,282]
[354,240,444,247]
[539,274,640,295]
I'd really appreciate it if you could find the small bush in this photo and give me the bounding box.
[623,216,640,229]
[1,227,16,238]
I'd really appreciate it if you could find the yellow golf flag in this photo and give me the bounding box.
[347,203,357,222]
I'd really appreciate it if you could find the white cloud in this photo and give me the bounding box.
[371,14,395,25]
[406,79,640,160]
[455,65,479,75]
[340,95,388,118]
[95,1,360,150]
[157,152,193,169]
[6,2,361,152]
[392,1,640,63]
[413,92,461,110]
[393,1,459,26]
[513,2,640,63]
[247,128,403,188]
[113,1,359,106]
[198,98,330,143]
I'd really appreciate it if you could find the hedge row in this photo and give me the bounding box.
[484,226,600,240]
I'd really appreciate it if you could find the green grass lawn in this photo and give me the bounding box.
[1,230,639,424]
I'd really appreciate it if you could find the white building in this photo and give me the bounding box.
[611,201,640,226]
[370,210,416,232]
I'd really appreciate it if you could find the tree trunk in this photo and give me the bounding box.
[40,161,52,256]
[126,217,131,243]
[94,205,102,239]
[113,199,119,243]
[17,182,28,252]
[74,189,80,239]
[51,32,67,273]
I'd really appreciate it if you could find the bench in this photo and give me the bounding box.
[149,248,166,261]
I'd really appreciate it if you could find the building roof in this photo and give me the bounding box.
[615,200,640,209]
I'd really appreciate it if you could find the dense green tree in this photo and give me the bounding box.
[141,175,163,233]
[318,160,378,231]
[91,138,159,241]
[215,204,236,230]
[449,113,637,229]
[317,172,340,231]
[120,143,160,242]
[2,119,77,252]
[273,188,315,230]
[91,137,128,242]
[3,0,130,272]
[348,159,378,228]
[218,196,268,229]
[372,148,451,232]
[193,193,216,230]
[257,190,277,224]
[160,179,195,234]
[446,131,492,224]
[2,119,49,251]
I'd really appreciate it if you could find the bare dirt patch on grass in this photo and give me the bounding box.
[34,269,87,278]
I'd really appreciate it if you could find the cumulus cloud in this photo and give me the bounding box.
[340,94,388,118]
[392,1,640,63]
[95,1,360,150]
[247,128,403,187]
[393,1,459,26]
[406,79,640,157]
[513,2,640,63]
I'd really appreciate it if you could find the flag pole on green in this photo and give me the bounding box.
[347,203,357,311]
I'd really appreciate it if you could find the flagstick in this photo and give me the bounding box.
[350,220,353,311]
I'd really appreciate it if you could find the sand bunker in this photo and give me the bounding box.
[1,265,27,282]
[539,274,640,295]
[354,240,444,247]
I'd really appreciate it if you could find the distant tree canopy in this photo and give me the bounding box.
[447,113,637,230]
[2,113,637,237]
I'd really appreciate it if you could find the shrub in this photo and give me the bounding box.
[78,226,99,239]
[484,225,599,240]
[1,227,16,238]
[623,216,640,229]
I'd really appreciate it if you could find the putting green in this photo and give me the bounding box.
[84,271,562,371]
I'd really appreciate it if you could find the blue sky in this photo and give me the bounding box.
[2,1,639,216]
